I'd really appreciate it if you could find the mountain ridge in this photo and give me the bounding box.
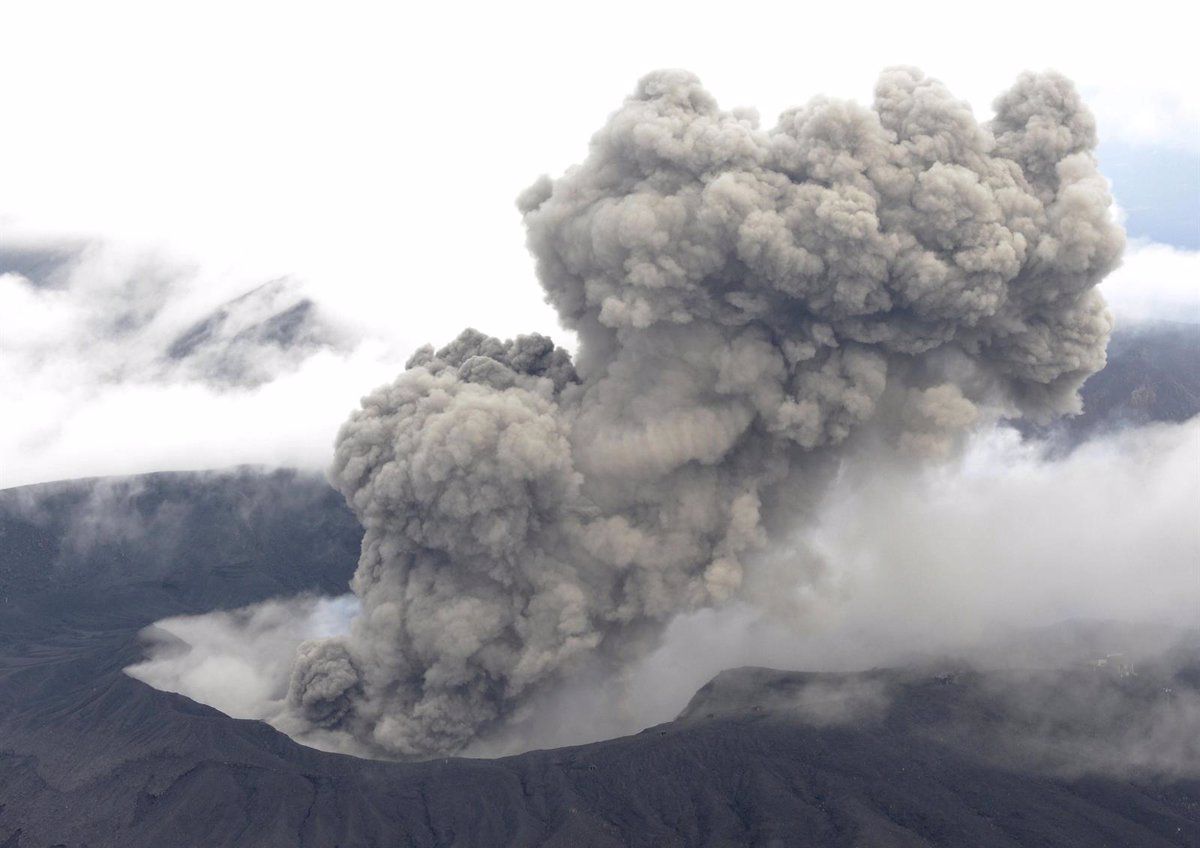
[1,323,1198,846]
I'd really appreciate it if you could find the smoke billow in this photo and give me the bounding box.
[287,68,1124,757]
[127,595,360,724]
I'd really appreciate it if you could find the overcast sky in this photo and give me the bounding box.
[2,0,1197,487]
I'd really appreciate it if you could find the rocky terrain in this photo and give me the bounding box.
[1019,321,1200,448]
[0,322,1197,847]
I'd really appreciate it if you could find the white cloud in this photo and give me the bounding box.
[1,1,1196,292]
[0,237,411,487]
[1,3,1195,486]
[1086,84,1200,154]
[1101,240,1200,325]
[1,344,404,488]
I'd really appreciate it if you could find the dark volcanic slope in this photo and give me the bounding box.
[2,326,1199,847]
[1,470,1199,847]
[0,468,362,623]
[1027,320,1200,446]
[1083,322,1200,426]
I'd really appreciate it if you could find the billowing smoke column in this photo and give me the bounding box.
[288,68,1123,756]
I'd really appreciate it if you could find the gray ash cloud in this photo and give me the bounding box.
[288,67,1124,757]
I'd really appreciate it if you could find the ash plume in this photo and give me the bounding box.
[288,67,1123,757]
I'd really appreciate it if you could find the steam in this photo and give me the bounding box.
[126,595,360,721]
[126,418,1198,764]
[285,67,1124,757]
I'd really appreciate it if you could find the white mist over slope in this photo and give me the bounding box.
[0,236,535,488]
[127,417,1200,757]
[127,595,361,722]
[3,230,1192,489]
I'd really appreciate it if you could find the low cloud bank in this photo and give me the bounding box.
[1100,239,1200,325]
[126,595,360,732]
[0,236,411,488]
